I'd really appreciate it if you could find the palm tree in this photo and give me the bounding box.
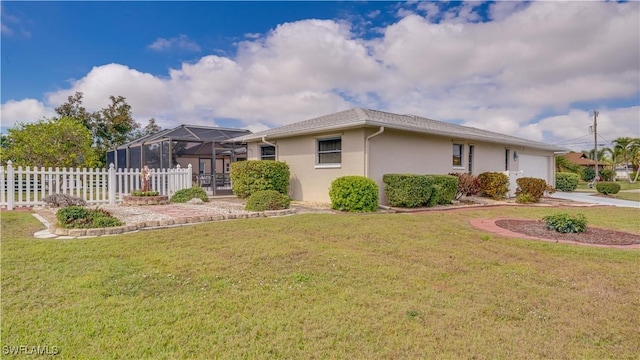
[602,147,618,169]
[613,137,636,183]
[555,155,583,174]
[630,138,640,183]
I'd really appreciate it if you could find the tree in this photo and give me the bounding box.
[54,92,94,129]
[1,117,97,168]
[613,137,640,183]
[555,155,582,174]
[132,118,162,139]
[54,93,144,167]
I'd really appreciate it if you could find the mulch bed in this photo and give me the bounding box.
[495,219,640,246]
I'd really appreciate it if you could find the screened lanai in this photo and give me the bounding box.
[107,125,251,194]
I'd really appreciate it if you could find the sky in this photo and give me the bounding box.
[1,1,639,151]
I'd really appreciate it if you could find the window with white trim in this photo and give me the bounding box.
[453,144,464,167]
[260,145,276,160]
[317,137,342,164]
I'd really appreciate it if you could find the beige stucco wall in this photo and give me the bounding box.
[246,127,556,204]
[246,128,367,202]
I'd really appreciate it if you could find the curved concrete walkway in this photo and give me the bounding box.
[549,192,640,209]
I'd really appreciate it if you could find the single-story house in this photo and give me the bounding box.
[560,152,604,169]
[229,108,566,204]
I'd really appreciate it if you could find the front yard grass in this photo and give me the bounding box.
[2,207,640,358]
[575,181,640,202]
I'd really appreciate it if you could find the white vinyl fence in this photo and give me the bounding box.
[1,161,192,210]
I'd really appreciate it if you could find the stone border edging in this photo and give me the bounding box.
[469,217,640,250]
[42,208,297,239]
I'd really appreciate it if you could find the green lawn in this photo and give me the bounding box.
[2,207,640,359]
[575,181,640,202]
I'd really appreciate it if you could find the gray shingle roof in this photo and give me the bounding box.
[229,108,565,151]
[117,124,251,149]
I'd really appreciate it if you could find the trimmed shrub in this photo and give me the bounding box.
[543,213,587,233]
[595,182,621,195]
[230,160,290,198]
[556,172,579,192]
[56,206,123,228]
[428,174,458,205]
[383,174,433,208]
[478,172,509,200]
[515,177,554,203]
[245,190,291,211]
[449,173,481,200]
[582,167,595,182]
[598,169,614,182]
[330,176,378,212]
[516,193,536,204]
[43,193,86,208]
[171,187,208,203]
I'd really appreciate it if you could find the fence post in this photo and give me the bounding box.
[7,160,14,210]
[108,163,116,204]
[187,164,193,189]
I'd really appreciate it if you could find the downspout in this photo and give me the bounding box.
[364,126,384,177]
[262,136,278,160]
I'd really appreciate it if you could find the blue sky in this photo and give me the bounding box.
[1,1,639,150]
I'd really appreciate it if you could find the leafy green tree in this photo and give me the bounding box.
[1,117,97,168]
[54,92,147,167]
[132,118,162,139]
[54,92,94,129]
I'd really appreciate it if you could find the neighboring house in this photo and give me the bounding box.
[229,108,565,204]
[560,152,604,169]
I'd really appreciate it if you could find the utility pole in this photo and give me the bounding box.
[593,110,599,182]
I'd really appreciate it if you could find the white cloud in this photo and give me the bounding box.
[0,99,54,129]
[148,34,201,52]
[45,64,173,127]
[1,23,13,36]
[1,1,638,149]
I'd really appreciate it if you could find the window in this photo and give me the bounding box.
[453,144,464,167]
[505,149,510,171]
[317,137,341,164]
[260,145,276,160]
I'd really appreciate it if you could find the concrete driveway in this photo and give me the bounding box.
[549,192,640,209]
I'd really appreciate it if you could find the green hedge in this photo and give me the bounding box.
[478,172,509,200]
[556,172,579,192]
[383,174,433,207]
[230,160,290,199]
[429,174,458,205]
[595,182,621,195]
[171,187,208,203]
[329,176,379,212]
[245,190,291,211]
[382,174,457,207]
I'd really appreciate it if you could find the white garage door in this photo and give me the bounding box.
[519,154,549,182]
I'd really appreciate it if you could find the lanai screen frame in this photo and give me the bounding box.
[107,125,251,171]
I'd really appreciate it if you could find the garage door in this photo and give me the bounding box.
[519,154,550,182]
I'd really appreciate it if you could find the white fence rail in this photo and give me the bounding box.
[1,161,192,210]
